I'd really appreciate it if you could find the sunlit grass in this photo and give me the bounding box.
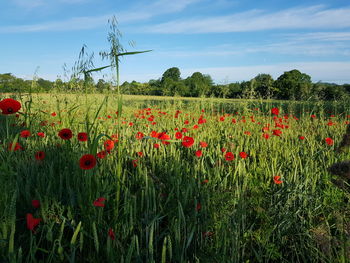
[0,93,349,262]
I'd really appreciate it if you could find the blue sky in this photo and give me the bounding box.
[1,0,350,84]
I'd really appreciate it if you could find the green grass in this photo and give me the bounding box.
[0,93,349,263]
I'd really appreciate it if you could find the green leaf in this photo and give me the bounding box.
[116,50,153,57]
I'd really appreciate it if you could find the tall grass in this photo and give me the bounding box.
[0,92,349,262]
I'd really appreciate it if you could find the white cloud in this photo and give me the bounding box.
[284,32,350,42]
[144,5,350,33]
[1,0,200,33]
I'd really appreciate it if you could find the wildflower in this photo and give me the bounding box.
[8,142,22,151]
[153,143,160,149]
[137,151,143,157]
[272,129,282,136]
[175,132,183,139]
[182,136,194,148]
[26,213,41,233]
[201,179,209,184]
[132,159,138,167]
[104,140,115,151]
[136,132,144,140]
[273,175,283,184]
[271,107,279,115]
[79,154,96,170]
[77,132,88,142]
[0,98,21,115]
[35,151,45,161]
[93,197,106,207]
[225,152,234,161]
[158,132,170,141]
[199,141,208,148]
[195,150,202,157]
[51,112,57,117]
[20,130,31,138]
[262,133,270,139]
[325,137,334,146]
[58,128,73,140]
[37,132,45,138]
[239,151,248,159]
[108,228,115,240]
[196,202,201,211]
[299,136,305,140]
[32,200,40,209]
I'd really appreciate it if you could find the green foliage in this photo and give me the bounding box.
[274,69,313,100]
[0,93,349,262]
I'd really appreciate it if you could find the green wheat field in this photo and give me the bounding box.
[0,93,349,262]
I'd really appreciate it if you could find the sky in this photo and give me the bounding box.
[1,0,350,84]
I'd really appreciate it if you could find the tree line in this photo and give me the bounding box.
[1,68,349,100]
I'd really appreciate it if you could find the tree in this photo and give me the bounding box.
[185,72,213,97]
[274,69,312,100]
[161,67,181,82]
[252,74,275,98]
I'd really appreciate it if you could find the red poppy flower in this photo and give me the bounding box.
[273,175,283,184]
[225,152,234,161]
[272,129,282,136]
[108,228,115,240]
[311,114,316,119]
[132,159,138,167]
[221,147,227,153]
[79,154,97,170]
[175,132,183,139]
[158,132,170,141]
[150,131,158,138]
[153,143,160,149]
[137,151,143,157]
[26,213,41,233]
[8,142,22,151]
[193,124,199,129]
[0,98,21,115]
[195,150,202,157]
[184,120,189,125]
[239,152,248,159]
[244,131,251,136]
[104,140,115,151]
[196,202,201,211]
[37,132,45,138]
[262,133,270,139]
[93,197,106,207]
[182,136,194,148]
[201,179,209,184]
[51,112,57,117]
[78,132,88,142]
[32,200,40,209]
[199,141,208,148]
[58,128,73,140]
[97,151,107,159]
[271,107,279,115]
[299,136,305,140]
[35,151,45,161]
[20,130,31,138]
[325,137,334,145]
[202,231,214,238]
[136,132,144,140]
[219,116,225,122]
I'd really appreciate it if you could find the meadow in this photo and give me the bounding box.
[0,93,349,263]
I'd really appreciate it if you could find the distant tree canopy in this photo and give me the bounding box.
[1,69,349,101]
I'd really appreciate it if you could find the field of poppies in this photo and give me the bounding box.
[0,93,349,263]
